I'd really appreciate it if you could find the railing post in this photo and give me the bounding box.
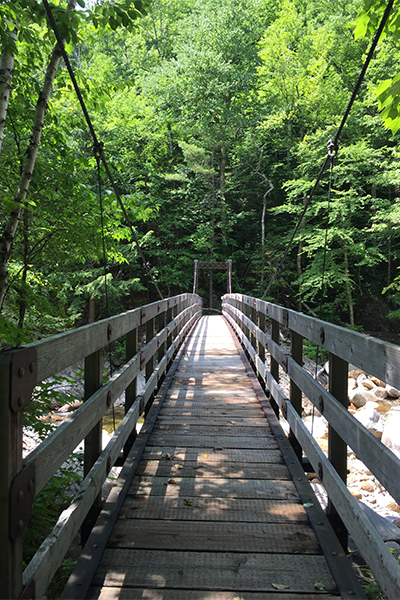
[270,317,280,417]
[82,348,103,544]
[289,330,303,461]
[157,308,166,364]
[0,353,24,599]
[257,304,266,392]
[250,299,257,353]
[166,302,173,366]
[327,352,348,551]
[124,326,138,458]
[145,316,156,415]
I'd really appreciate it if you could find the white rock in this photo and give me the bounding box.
[382,408,400,459]
[362,378,376,390]
[354,403,383,439]
[303,415,328,439]
[374,387,389,400]
[387,387,400,399]
[349,387,376,408]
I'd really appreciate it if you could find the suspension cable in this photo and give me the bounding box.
[97,154,116,430]
[42,0,164,300]
[261,0,395,300]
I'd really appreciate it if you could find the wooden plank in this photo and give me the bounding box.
[120,495,310,523]
[108,520,321,554]
[128,476,298,499]
[141,447,284,464]
[146,434,279,449]
[153,424,271,435]
[136,460,291,480]
[92,549,336,593]
[156,416,267,425]
[88,588,339,600]
[159,407,264,417]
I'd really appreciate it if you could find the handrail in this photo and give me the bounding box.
[222,293,400,600]
[0,293,202,599]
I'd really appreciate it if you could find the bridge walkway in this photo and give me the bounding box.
[66,315,363,599]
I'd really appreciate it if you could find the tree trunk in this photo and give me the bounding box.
[0,0,76,310]
[343,246,355,326]
[0,25,18,154]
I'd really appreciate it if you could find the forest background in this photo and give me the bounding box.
[2,0,400,347]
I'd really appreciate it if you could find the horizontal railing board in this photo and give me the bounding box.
[286,402,400,600]
[223,294,400,389]
[23,294,199,383]
[22,305,202,598]
[32,309,141,382]
[23,396,141,598]
[25,353,141,495]
[287,355,400,505]
[223,293,400,599]
[25,301,201,496]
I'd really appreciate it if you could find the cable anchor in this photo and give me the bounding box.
[327,139,338,158]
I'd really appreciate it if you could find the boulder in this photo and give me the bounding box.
[387,386,400,399]
[358,501,400,542]
[354,402,383,439]
[348,368,365,380]
[361,378,376,391]
[371,376,386,388]
[374,387,389,400]
[382,409,400,459]
[349,387,376,408]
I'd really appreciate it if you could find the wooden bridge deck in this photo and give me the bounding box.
[67,315,361,599]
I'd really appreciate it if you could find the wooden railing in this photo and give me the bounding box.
[222,293,400,599]
[0,293,202,599]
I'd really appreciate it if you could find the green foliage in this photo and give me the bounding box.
[355,0,400,133]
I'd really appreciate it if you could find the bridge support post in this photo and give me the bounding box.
[327,352,348,551]
[0,353,24,599]
[289,331,303,462]
[270,318,280,417]
[82,349,104,545]
[166,303,173,367]
[124,326,138,459]
[145,316,155,416]
[250,300,257,353]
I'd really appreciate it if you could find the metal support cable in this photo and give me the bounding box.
[261,0,395,301]
[42,0,164,300]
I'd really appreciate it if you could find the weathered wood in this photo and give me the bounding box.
[82,349,103,543]
[287,402,400,600]
[87,589,339,600]
[23,397,141,598]
[147,433,280,449]
[124,327,138,457]
[136,460,291,480]
[31,308,141,382]
[108,519,320,553]
[327,352,348,550]
[92,549,336,593]
[0,354,24,599]
[286,355,400,505]
[128,475,298,499]
[141,447,284,464]
[289,330,303,461]
[24,354,141,495]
